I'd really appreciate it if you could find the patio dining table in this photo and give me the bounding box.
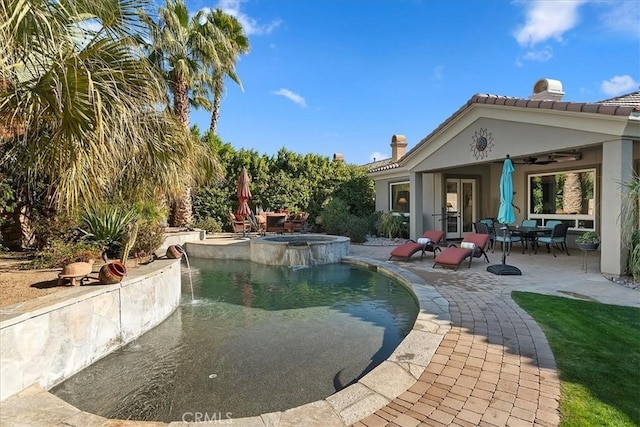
[512,226,551,255]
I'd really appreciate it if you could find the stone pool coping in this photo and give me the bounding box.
[0,254,451,426]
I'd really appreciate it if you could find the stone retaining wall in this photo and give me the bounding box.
[0,259,182,401]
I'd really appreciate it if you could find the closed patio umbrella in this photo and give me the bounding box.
[497,156,516,225]
[488,155,522,275]
[236,167,252,236]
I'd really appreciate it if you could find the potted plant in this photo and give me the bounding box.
[576,231,600,250]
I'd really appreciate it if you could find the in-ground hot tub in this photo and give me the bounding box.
[250,234,349,266]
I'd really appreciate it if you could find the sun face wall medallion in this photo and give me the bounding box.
[470,128,494,160]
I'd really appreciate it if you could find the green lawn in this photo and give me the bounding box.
[512,291,640,427]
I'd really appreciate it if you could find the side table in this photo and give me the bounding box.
[579,246,599,273]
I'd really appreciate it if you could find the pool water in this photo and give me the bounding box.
[51,258,419,422]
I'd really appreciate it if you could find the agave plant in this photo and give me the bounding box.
[80,205,138,258]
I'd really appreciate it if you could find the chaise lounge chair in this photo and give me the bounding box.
[432,233,490,270]
[389,230,445,261]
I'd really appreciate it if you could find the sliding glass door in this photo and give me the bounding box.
[445,178,477,239]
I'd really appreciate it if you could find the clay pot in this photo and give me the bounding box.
[99,261,127,284]
[166,244,185,259]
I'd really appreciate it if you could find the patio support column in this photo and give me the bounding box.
[410,171,424,240]
[600,138,633,277]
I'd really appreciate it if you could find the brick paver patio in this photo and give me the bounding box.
[355,277,561,427]
[349,246,573,427]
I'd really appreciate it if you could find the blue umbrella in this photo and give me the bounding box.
[497,156,516,224]
[487,155,522,275]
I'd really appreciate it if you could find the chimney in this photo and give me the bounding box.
[332,153,344,162]
[529,78,564,101]
[391,134,407,161]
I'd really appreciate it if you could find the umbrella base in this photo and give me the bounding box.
[487,264,522,275]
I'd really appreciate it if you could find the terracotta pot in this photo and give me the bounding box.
[99,261,127,284]
[166,244,185,259]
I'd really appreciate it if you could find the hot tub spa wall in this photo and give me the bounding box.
[0,260,182,401]
[250,236,350,266]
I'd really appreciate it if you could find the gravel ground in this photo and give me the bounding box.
[0,254,112,307]
[0,253,66,307]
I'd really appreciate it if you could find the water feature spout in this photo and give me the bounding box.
[175,245,195,302]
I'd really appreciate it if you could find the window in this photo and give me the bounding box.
[528,168,596,230]
[390,182,410,213]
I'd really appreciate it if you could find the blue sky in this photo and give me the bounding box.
[188,0,640,165]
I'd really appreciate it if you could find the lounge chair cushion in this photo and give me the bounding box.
[389,230,444,261]
[433,233,490,270]
[432,247,471,270]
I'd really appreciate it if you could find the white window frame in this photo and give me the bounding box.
[527,168,597,231]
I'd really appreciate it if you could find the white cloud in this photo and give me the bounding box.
[514,0,586,47]
[273,89,307,107]
[369,151,388,162]
[216,0,282,35]
[598,1,640,38]
[601,75,639,96]
[521,46,554,62]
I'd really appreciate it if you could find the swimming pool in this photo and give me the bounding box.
[51,258,419,422]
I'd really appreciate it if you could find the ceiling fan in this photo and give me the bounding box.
[512,152,581,165]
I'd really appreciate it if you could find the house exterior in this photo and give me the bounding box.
[368,79,640,277]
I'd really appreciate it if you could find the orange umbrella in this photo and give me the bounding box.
[236,167,252,226]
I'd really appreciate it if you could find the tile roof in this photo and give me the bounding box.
[368,90,640,173]
[597,90,640,107]
[361,158,397,172]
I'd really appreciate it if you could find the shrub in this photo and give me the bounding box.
[194,216,223,233]
[367,211,383,236]
[378,212,406,238]
[31,210,83,250]
[320,197,351,235]
[628,230,640,282]
[130,221,165,260]
[24,239,103,269]
[342,215,369,243]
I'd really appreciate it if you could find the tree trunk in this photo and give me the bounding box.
[169,187,193,228]
[170,74,192,227]
[209,76,223,134]
[209,94,221,134]
[563,173,582,214]
[173,75,190,127]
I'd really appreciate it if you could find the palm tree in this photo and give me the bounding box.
[204,9,250,134]
[0,0,200,212]
[144,0,232,226]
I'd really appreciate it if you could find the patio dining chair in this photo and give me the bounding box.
[492,222,522,255]
[520,219,538,251]
[229,212,251,235]
[537,223,571,257]
[545,220,562,229]
[476,219,496,249]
